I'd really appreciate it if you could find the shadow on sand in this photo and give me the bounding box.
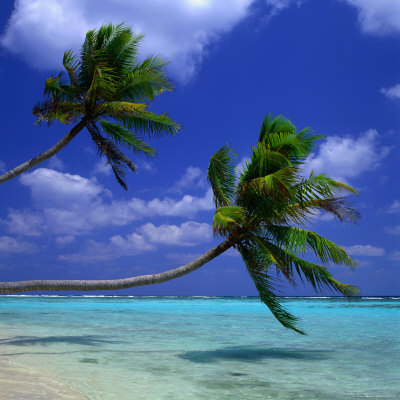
[0,335,123,347]
[178,346,332,364]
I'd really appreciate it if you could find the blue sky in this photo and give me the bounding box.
[0,0,399,296]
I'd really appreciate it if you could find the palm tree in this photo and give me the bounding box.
[0,114,359,334]
[0,23,180,189]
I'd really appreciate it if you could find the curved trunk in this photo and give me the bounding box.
[0,119,87,184]
[0,240,233,294]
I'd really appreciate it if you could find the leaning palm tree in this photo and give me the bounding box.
[0,114,359,334]
[0,23,180,189]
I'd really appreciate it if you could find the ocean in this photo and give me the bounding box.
[0,296,399,399]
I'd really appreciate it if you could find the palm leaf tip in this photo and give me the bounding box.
[207,144,237,207]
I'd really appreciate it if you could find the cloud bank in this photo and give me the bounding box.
[1,0,254,81]
[2,168,214,236]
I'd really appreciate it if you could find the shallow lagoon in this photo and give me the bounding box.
[0,296,399,399]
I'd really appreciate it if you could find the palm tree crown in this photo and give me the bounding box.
[207,114,359,334]
[33,23,180,189]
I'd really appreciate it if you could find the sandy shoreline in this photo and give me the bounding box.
[0,358,90,400]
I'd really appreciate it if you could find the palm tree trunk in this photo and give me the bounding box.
[0,240,233,294]
[0,119,87,184]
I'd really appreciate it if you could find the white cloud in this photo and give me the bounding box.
[45,155,65,170]
[0,160,5,173]
[385,225,400,235]
[304,129,390,182]
[342,0,400,36]
[60,220,210,262]
[60,232,154,263]
[1,0,255,81]
[174,166,206,190]
[343,244,385,257]
[381,84,400,100]
[4,209,44,237]
[138,221,212,246]
[20,168,107,209]
[0,236,36,253]
[92,160,112,176]
[13,168,214,235]
[55,235,76,245]
[388,200,400,213]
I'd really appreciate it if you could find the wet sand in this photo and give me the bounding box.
[0,359,89,400]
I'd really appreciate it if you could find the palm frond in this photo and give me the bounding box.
[33,99,83,125]
[99,120,155,156]
[63,50,79,85]
[87,123,137,190]
[289,197,360,224]
[267,225,357,267]
[239,243,304,334]
[239,143,291,184]
[252,236,359,297]
[116,111,180,137]
[207,144,237,207]
[213,206,246,237]
[259,114,296,143]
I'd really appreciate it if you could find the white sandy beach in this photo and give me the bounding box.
[0,359,89,400]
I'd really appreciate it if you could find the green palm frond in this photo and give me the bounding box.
[33,99,83,125]
[207,144,237,207]
[116,111,180,137]
[252,236,359,297]
[99,120,155,156]
[239,243,304,334]
[288,197,360,224]
[62,50,79,85]
[296,172,357,201]
[87,123,137,190]
[239,143,291,183]
[213,206,246,237]
[115,55,173,103]
[267,225,356,267]
[259,114,296,143]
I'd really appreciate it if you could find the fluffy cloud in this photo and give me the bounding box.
[60,232,155,263]
[343,244,385,257]
[20,168,106,209]
[11,168,214,235]
[0,236,36,253]
[342,0,400,36]
[380,84,400,100]
[304,129,390,182]
[1,0,255,81]
[174,166,206,190]
[60,221,211,262]
[4,210,44,237]
[138,221,212,246]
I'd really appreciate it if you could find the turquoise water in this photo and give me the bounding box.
[0,296,399,399]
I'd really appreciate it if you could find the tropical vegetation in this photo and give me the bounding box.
[0,114,359,334]
[0,23,180,189]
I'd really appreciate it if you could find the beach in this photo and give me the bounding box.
[0,296,399,399]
